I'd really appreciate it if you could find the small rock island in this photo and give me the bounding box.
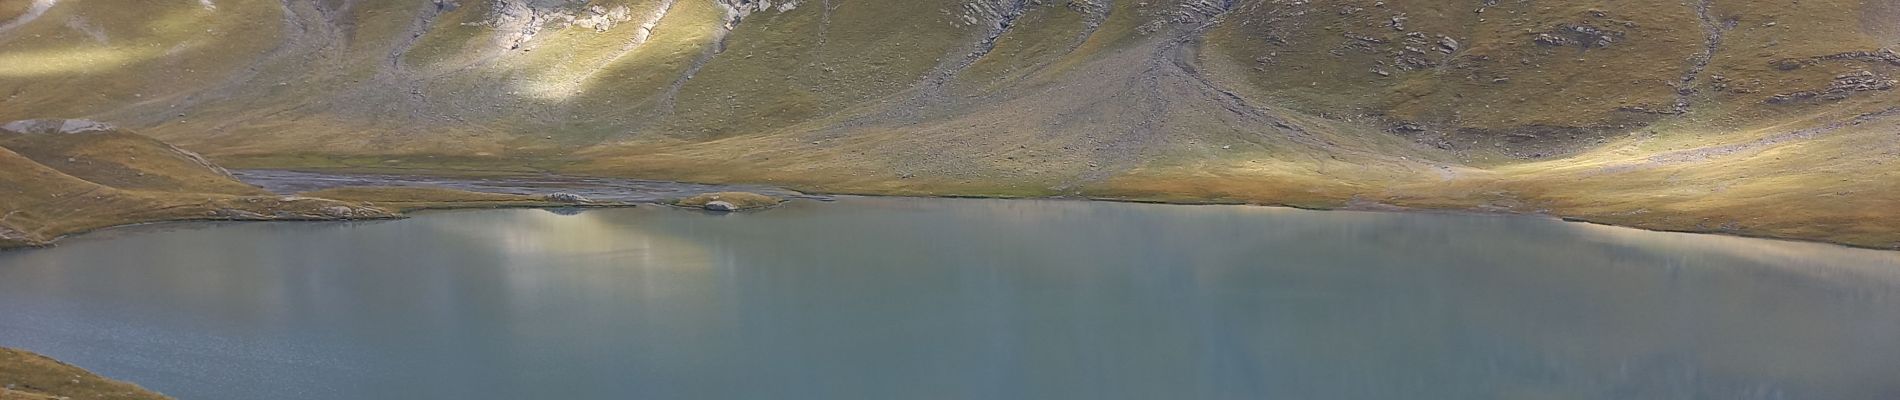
[673,192,784,212]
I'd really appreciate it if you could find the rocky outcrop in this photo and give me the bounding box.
[1766,71,1897,104]
[1174,0,1232,24]
[717,0,801,27]
[544,192,590,203]
[318,206,362,218]
[1772,49,1900,71]
[0,223,38,249]
[0,119,115,134]
[703,200,737,211]
[206,197,397,221]
[484,0,639,50]
[1532,24,1626,49]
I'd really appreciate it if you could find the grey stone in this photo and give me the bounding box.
[545,192,589,203]
[704,201,738,212]
[320,206,357,218]
[1,119,115,135]
[213,209,267,219]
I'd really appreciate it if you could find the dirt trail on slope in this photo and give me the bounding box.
[1593,107,1900,174]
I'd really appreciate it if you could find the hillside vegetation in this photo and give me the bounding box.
[1,0,1896,247]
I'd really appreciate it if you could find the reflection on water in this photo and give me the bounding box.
[2,197,1898,400]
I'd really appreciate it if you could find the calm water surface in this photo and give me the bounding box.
[3,198,1899,399]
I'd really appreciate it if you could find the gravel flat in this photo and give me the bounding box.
[234,170,828,203]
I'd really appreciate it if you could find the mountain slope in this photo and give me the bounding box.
[1,0,1896,248]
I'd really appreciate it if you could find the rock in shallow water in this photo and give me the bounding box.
[545,192,590,203]
[675,192,783,211]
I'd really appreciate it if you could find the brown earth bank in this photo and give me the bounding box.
[0,348,169,400]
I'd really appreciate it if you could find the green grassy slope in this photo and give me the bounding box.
[1,0,1895,247]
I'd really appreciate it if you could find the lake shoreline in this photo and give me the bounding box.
[0,200,636,252]
[0,347,170,399]
[935,194,1900,252]
[7,179,1894,253]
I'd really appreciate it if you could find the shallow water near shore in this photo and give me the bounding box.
[3,197,1899,399]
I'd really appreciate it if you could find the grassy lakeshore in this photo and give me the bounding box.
[0,348,169,400]
[0,126,629,250]
[0,186,631,251]
[179,160,1900,251]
